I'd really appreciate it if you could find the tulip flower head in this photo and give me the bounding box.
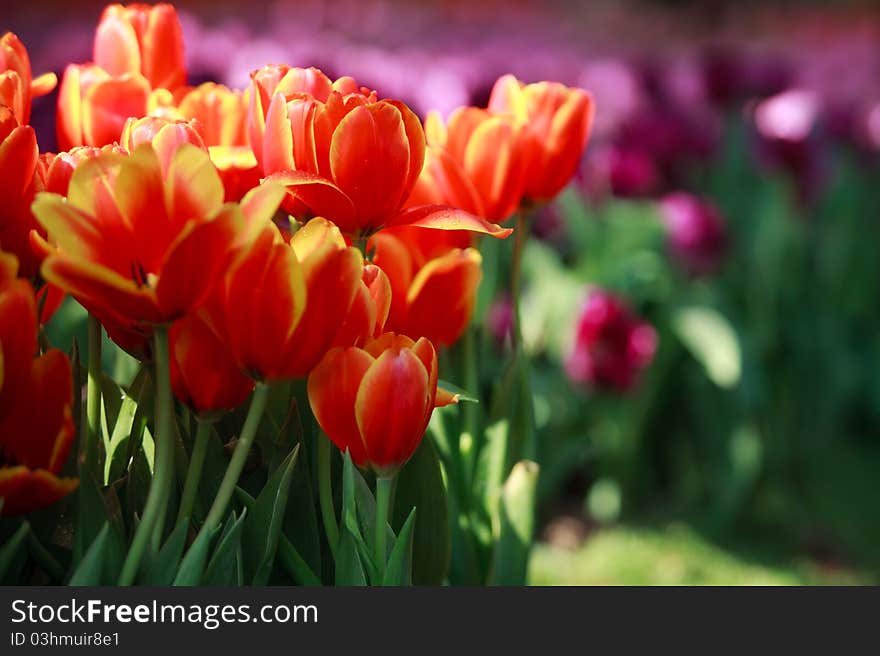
[32,143,267,331]
[169,312,254,417]
[93,3,186,91]
[0,252,76,516]
[489,74,594,204]
[0,32,57,125]
[308,332,458,477]
[565,290,657,393]
[371,227,482,346]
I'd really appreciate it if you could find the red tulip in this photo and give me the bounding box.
[93,3,186,91]
[0,252,76,516]
[120,114,206,172]
[169,312,254,416]
[37,144,129,196]
[0,32,56,125]
[56,63,150,150]
[489,74,594,203]
[308,332,458,476]
[371,227,481,346]
[0,107,41,278]
[31,144,278,331]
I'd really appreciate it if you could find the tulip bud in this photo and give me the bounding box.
[93,3,186,91]
[308,332,457,477]
[121,114,207,173]
[565,290,657,393]
[659,192,728,276]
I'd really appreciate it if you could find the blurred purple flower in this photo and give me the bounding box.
[565,290,657,393]
[486,294,514,348]
[660,192,728,276]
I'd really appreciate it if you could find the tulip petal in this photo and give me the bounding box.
[308,347,374,467]
[265,169,356,226]
[238,180,287,245]
[386,204,512,237]
[93,11,142,78]
[262,92,295,174]
[0,467,78,516]
[164,143,225,229]
[81,73,150,147]
[156,205,241,319]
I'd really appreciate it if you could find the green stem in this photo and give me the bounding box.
[461,325,480,494]
[510,212,528,352]
[374,476,392,584]
[318,435,339,557]
[196,383,270,539]
[84,315,103,476]
[176,418,213,529]
[118,326,174,586]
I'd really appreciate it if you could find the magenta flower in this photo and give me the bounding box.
[660,192,728,276]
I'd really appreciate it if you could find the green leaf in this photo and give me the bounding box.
[282,446,321,578]
[72,472,113,566]
[0,523,29,582]
[204,509,248,586]
[490,460,539,585]
[69,522,124,586]
[334,530,367,586]
[671,305,742,389]
[242,444,300,585]
[139,521,189,585]
[392,438,450,585]
[172,524,219,586]
[383,508,416,586]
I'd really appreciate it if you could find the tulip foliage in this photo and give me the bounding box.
[0,3,594,587]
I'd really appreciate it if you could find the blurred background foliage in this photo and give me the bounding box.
[10,0,880,584]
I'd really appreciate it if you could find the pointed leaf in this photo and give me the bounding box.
[383,507,416,586]
[203,509,248,586]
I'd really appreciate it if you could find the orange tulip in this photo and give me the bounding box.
[120,114,206,172]
[372,227,481,346]
[0,107,41,278]
[31,144,279,330]
[93,2,186,91]
[37,144,129,196]
[411,107,529,222]
[0,252,76,516]
[250,65,511,239]
[207,217,378,381]
[169,312,254,416]
[150,83,260,201]
[56,63,150,150]
[0,32,57,125]
[308,332,458,476]
[332,263,392,348]
[488,74,594,202]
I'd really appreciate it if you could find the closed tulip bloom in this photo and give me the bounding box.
[410,108,528,222]
[31,144,273,330]
[56,63,150,150]
[332,263,392,348]
[0,252,76,516]
[0,107,41,278]
[169,312,254,416]
[0,32,56,125]
[489,74,594,203]
[371,227,481,346]
[37,144,129,196]
[659,192,727,276]
[93,3,186,91]
[565,290,657,393]
[120,114,207,172]
[308,332,458,476]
